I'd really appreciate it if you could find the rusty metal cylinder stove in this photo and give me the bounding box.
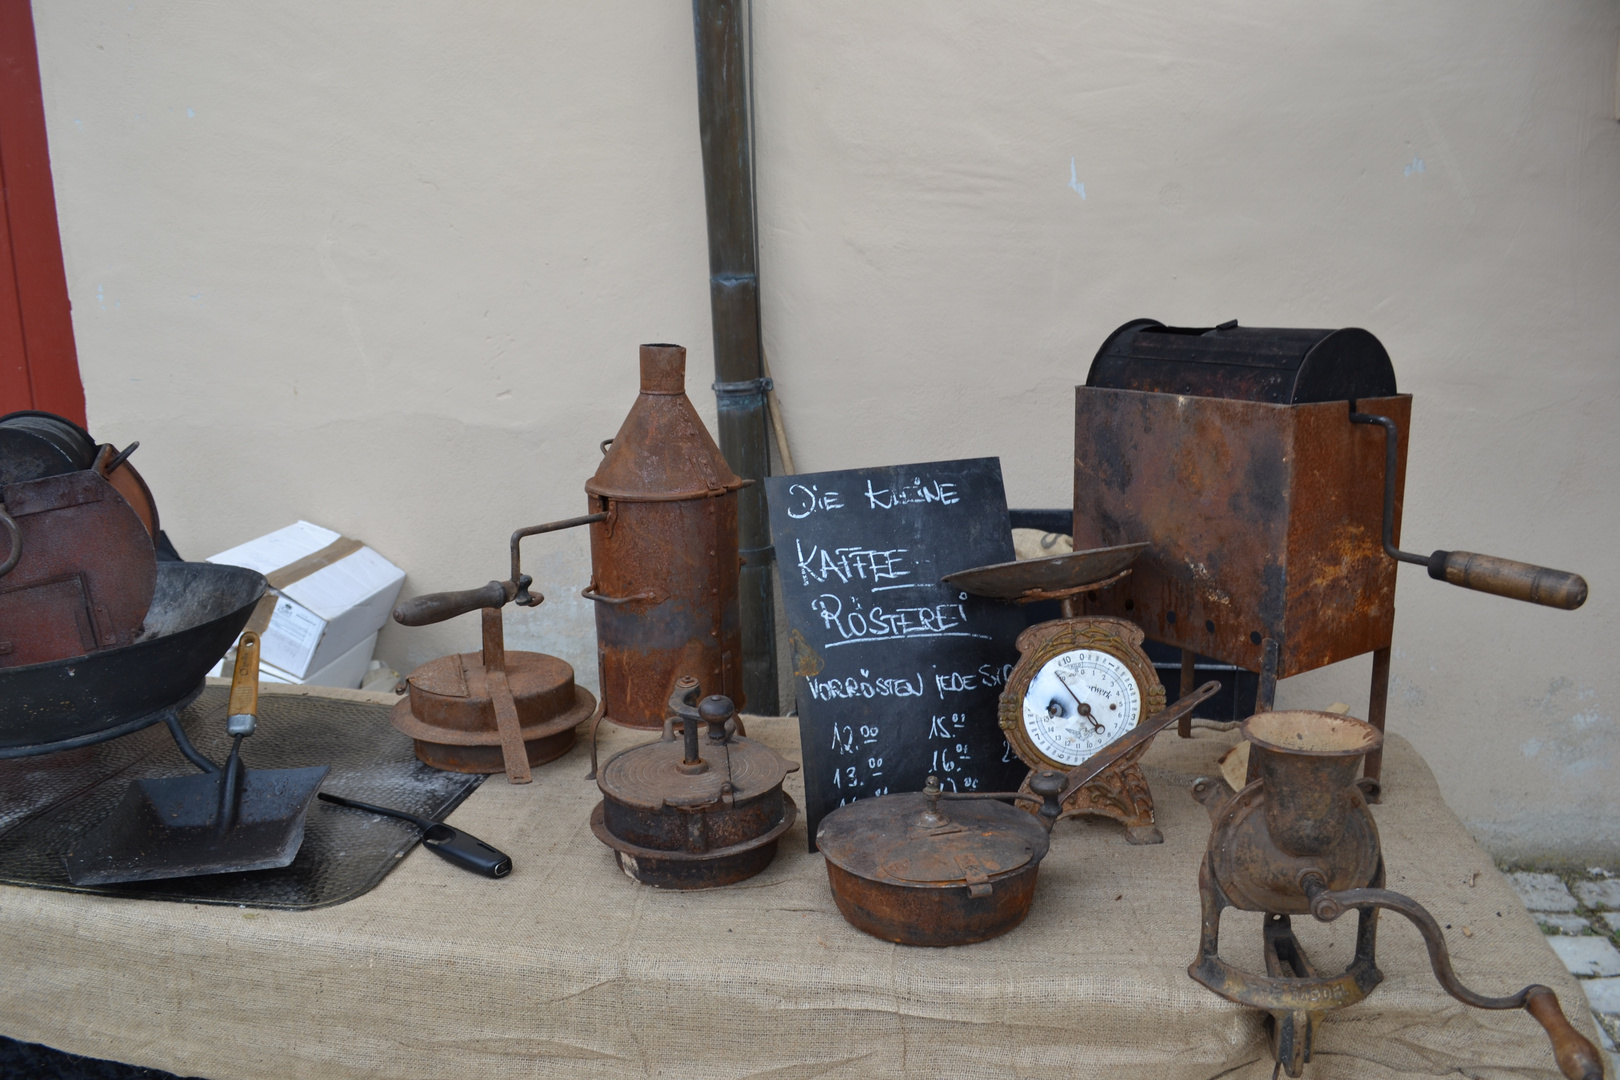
[1189,711,1603,1080]
[585,344,749,730]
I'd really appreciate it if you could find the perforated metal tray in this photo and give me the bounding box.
[0,687,483,909]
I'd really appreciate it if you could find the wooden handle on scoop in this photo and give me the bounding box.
[228,631,260,722]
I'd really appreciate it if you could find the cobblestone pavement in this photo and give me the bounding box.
[1503,866,1620,1076]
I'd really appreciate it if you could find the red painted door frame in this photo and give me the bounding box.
[0,0,84,425]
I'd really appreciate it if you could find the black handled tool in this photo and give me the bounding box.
[317,792,512,878]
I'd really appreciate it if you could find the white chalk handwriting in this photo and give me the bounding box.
[863,476,959,511]
[783,483,844,519]
[810,594,988,648]
[794,540,913,588]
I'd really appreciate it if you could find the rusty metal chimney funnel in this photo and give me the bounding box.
[584,344,749,728]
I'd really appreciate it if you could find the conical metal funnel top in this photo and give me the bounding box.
[586,344,745,502]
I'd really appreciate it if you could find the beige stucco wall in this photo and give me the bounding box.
[31,2,1619,861]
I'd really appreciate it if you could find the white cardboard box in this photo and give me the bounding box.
[209,631,380,689]
[263,631,379,688]
[207,521,405,679]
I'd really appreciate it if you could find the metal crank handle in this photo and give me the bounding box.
[1058,681,1222,805]
[1426,551,1587,611]
[1349,412,1587,611]
[1304,878,1604,1080]
[393,580,515,626]
[507,512,607,605]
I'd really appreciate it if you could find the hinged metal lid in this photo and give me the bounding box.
[817,791,1050,889]
[1086,319,1397,405]
[586,344,746,502]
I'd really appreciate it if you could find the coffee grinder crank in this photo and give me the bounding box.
[390,514,603,783]
[1188,710,1603,1080]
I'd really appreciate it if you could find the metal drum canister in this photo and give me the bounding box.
[586,344,748,729]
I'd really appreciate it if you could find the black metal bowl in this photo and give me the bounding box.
[0,561,266,755]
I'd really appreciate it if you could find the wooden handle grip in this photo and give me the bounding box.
[393,581,511,626]
[1430,551,1588,610]
[1524,987,1605,1080]
[228,632,260,719]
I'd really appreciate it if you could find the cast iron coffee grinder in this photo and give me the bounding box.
[1188,710,1602,1080]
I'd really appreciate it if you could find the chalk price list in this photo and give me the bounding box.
[767,459,1027,842]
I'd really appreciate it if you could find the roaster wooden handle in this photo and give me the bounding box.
[393,581,512,626]
[1524,987,1605,1080]
[228,632,260,721]
[1428,551,1588,610]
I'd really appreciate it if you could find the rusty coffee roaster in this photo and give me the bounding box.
[586,343,748,730]
[591,679,797,889]
[389,342,748,781]
[1188,710,1602,1080]
[1073,320,1588,789]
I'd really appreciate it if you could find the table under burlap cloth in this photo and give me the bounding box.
[0,690,1600,1080]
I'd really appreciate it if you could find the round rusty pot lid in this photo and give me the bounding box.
[817,790,1050,889]
[599,733,794,811]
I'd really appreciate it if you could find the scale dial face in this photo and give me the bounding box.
[1021,648,1143,767]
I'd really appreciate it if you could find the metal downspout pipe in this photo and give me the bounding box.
[692,0,779,714]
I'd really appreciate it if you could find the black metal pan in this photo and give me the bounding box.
[0,561,267,756]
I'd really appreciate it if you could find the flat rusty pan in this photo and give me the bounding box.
[943,542,1147,601]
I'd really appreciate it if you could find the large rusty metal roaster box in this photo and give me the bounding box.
[1072,322,1411,681]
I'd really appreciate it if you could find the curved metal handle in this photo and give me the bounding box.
[507,512,607,605]
[1307,879,1604,1080]
[394,581,513,626]
[582,586,656,607]
[1351,412,1587,611]
[0,503,18,578]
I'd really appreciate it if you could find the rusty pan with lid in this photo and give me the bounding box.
[817,681,1220,946]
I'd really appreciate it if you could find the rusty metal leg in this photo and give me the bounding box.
[583,697,608,780]
[1363,646,1391,800]
[1256,638,1279,713]
[1178,648,1197,738]
[482,607,532,784]
[1247,639,1280,785]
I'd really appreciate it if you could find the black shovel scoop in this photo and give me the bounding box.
[64,632,329,886]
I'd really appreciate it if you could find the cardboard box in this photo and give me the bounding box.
[209,631,380,690]
[207,521,404,679]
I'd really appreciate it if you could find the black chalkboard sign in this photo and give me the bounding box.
[767,457,1029,850]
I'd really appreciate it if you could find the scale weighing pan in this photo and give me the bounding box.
[942,542,1148,602]
[64,631,328,886]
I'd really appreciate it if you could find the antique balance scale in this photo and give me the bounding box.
[944,541,1175,844]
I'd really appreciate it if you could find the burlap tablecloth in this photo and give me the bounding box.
[0,689,1600,1080]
